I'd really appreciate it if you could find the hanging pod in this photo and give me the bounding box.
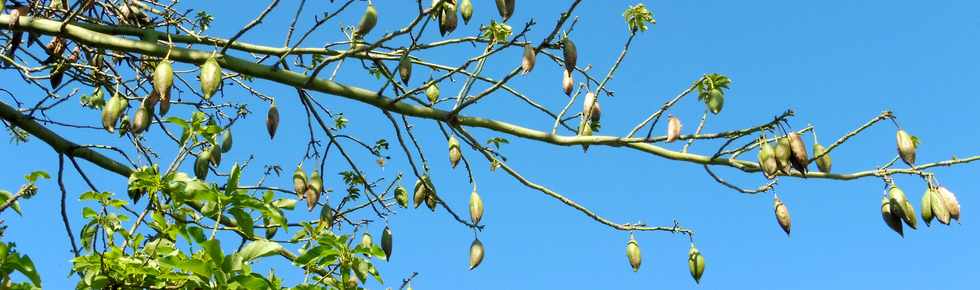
[494,0,515,21]
[199,56,222,100]
[394,186,409,208]
[448,135,462,168]
[459,0,473,24]
[381,227,393,261]
[354,4,378,38]
[398,51,412,84]
[625,235,641,272]
[895,129,917,166]
[293,165,307,199]
[688,244,706,284]
[469,238,485,270]
[469,190,484,225]
[758,138,779,179]
[666,115,682,143]
[266,102,279,139]
[773,195,792,236]
[101,91,127,133]
[521,43,536,74]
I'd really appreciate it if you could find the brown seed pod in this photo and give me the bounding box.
[398,52,412,84]
[521,43,536,74]
[266,102,279,139]
[199,57,222,100]
[937,186,960,222]
[304,187,318,212]
[495,0,515,21]
[666,115,682,143]
[293,165,307,199]
[469,190,484,225]
[469,238,485,270]
[395,186,409,208]
[562,37,577,73]
[625,235,641,272]
[773,195,792,236]
[812,143,832,173]
[50,63,66,88]
[688,244,705,284]
[381,227,393,261]
[438,2,458,36]
[562,70,574,96]
[319,203,334,229]
[448,135,462,168]
[787,132,809,175]
[881,196,904,237]
[354,4,378,38]
[896,130,917,166]
[42,36,65,65]
[758,138,779,179]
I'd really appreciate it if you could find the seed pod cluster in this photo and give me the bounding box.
[101,92,127,133]
[773,195,792,236]
[469,238,485,270]
[395,186,409,208]
[354,4,378,39]
[521,43,536,74]
[448,135,462,168]
[688,244,705,284]
[412,176,436,210]
[923,186,960,226]
[381,227,393,261]
[495,0,515,21]
[199,57,222,100]
[469,190,484,225]
[812,142,832,173]
[266,102,279,140]
[896,129,917,166]
[666,115,682,143]
[625,235,641,272]
[757,138,779,179]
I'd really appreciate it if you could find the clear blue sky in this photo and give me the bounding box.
[2,1,978,289]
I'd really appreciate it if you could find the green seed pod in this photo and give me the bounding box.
[153,60,174,101]
[459,0,473,24]
[521,43,536,75]
[425,190,438,211]
[398,52,412,84]
[293,165,307,199]
[448,135,462,168]
[304,187,318,212]
[195,149,211,180]
[360,233,373,249]
[469,190,484,225]
[220,130,233,153]
[309,170,323,194]
[562,37,577,72]
[688,244,705,284]
[775,137,792,175]
[896,130,917,166]
[319,203,334,229]
[102,92,126,133]
[625,235,641,272]
[118,114,131,137]
[266,102,279,140]
[395,186,409,208]
[921,187,935,226]
[707,89,724,114]
[889,186,915,229]
[932,187,952,225]
[199,57,222,100]
[903,199,917,229]
[381,227,393,261]
[758,138,779,179]
[881,196,904,237]
[774,195,792,236]
[812,143,832,173]
[209,146,221,166]
[413,179,427,208]
[469,238,485,270]
[354,4,378,38]
[131,98,153,134]
[425,81,440,104]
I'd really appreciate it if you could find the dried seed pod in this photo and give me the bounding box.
[469,238,485,270]
[706,89,724,114]
[881,196,904,237]
[438,2,458,36]
[889,186,915,229]
[787,132,809,175]
[199,57,222,100]
[625,235,641,272]
[469,190,484,225]
[425,81,440,104]
[758,138,779,179]
[304,187,319,212]
[562,37,577,72]
[812,142,832,173]
[774,137,792,175]
[495,0,515,21]
[937,186,960,222]
[42,36,65,65]
[398,52,412,84]
[921,187,935,226]
[354,4,378,38]
[381,227,393,261]
[562,70,574,96]
[896,130,917,166]
[773,195,792,236]
[153,60,174,101]
[49,62,67,88]
[448,135,462,168]
[102,92,127,133]
[413,176,435,209]
[309,170,323,194]
[293,165,307,199]
[460,0,473,24]
[666,115,682,143]
[395,186,409,208]
[582,92,601,125]
[195,149,211,180]
[266,102,279,139]
[220,130,233,153]
[521,43,536,74]
[688,244,705,284]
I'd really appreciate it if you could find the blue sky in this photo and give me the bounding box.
[2,1,978,289]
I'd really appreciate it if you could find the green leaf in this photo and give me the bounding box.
[229,208,254,240]
[237,240,283,262]
[225,163,241,197]
[201,239,224,265]
[81,207,99,219]
[24,171,50,183]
